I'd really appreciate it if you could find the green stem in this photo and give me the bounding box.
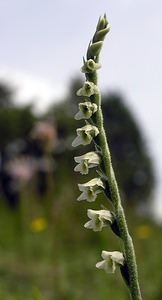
[92,88,142,299]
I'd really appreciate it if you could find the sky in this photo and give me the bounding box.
[0,0,162,220]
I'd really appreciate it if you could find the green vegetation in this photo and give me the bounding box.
[0,186,161,299]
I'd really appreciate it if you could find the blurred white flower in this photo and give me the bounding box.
[74,101,97,120]
[72,124,99,147]
[74,151,100,175]
[77,178,104,202]
[96,250,124,273]
[84,209,114,231]
[76,81,99,97]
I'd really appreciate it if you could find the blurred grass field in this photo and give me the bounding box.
[0,173,161,300]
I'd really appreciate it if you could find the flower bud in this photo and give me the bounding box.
[96,14,108,31]
[88,41,103,58]
[93,27,110,43]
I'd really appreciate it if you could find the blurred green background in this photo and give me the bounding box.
[0,79,161,300]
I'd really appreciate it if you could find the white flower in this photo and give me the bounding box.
[72,125,99,147]
[76,81,99,97]
[84,209,114,231]
[74,152,100,175]
[81,59,101,73]
[96,251,124,274]
[74,102,98,120]
[77,178,104,202]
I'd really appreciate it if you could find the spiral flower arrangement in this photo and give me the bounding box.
[72,14,142,300]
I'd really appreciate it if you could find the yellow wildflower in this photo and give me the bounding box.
[30,218,48,233]
[135,225,152,240]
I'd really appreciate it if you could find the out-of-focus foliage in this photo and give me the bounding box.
[101,93,154,205]
[0,83,13,108]
[0,83,36,149]
[0,106,36,148]
[0,79,155,206]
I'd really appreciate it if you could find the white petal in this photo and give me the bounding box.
[74,163,82,172]
[87,209,97,219]
[111,251,124,265]
[86,188,98,202]
[96,260,106,270]
[80,178,104,189]
[84,220,93,229]
[74,110,84,120]
[74,152,100,165]
[102,251,124,266]
[77,191,86,201]
[72,136,82,147]
[74,161,88,175]
[98,210,114,223]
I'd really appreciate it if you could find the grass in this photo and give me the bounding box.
[0,175,161,299]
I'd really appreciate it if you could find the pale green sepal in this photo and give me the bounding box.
[96,14,108,31]
[93,27,110,42]
[88,41,103,57]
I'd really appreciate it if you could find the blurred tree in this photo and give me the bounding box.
[50,78,83,140]
[48,78,154,206]
[0,81,36,149]
[0,106,36,149]
[102,93,154,206]
[0,83,14,108]
[0,82,37,206]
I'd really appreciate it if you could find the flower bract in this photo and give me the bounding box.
[74,152,100,175]
[96,251,124,273]
[77,178,104,202]
[84,209,114,231]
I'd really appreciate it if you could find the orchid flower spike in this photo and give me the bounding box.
[74,152,100,175]
[77,178,104,202]
[96,250,124,274]
[84,209,114,231]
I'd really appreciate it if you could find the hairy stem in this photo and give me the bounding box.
[92,89,142,299]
